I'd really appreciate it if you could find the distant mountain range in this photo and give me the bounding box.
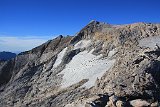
[0,51,16,61]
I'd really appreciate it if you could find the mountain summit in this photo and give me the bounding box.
[0,21,160,107]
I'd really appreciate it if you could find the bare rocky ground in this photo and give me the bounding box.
[0,21,160,107]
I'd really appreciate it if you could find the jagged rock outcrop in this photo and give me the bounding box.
[0,21,160,107]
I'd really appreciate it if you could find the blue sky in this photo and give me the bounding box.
[0,0,160,52]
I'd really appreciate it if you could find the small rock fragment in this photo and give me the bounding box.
[130,99,150,107]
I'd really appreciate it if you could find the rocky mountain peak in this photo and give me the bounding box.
[0,21,160,107]
[88,20,99,24]
[70,20,111,45]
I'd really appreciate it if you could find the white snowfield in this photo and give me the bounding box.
[139,36,160,49]
[74,40,91,49]
[52,47,68,69]
[59,49,116,88]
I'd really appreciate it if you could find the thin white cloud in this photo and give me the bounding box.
[0,35,52,53]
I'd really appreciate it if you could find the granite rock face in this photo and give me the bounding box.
[0,21,160,107]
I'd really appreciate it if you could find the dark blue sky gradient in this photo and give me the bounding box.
[0,0,160,37]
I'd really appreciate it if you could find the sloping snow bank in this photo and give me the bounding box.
[59,49,116,88]
[52,47,68,68]
[74,40,91,49]
[139,36,160,49]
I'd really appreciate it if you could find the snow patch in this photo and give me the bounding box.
[59,49,116,88]
[74,40,91,49]
[52,47,68,68]
[108,48,116,57]
[139,36,160,49]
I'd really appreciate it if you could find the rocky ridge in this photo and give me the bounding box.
[0,21,160,107]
